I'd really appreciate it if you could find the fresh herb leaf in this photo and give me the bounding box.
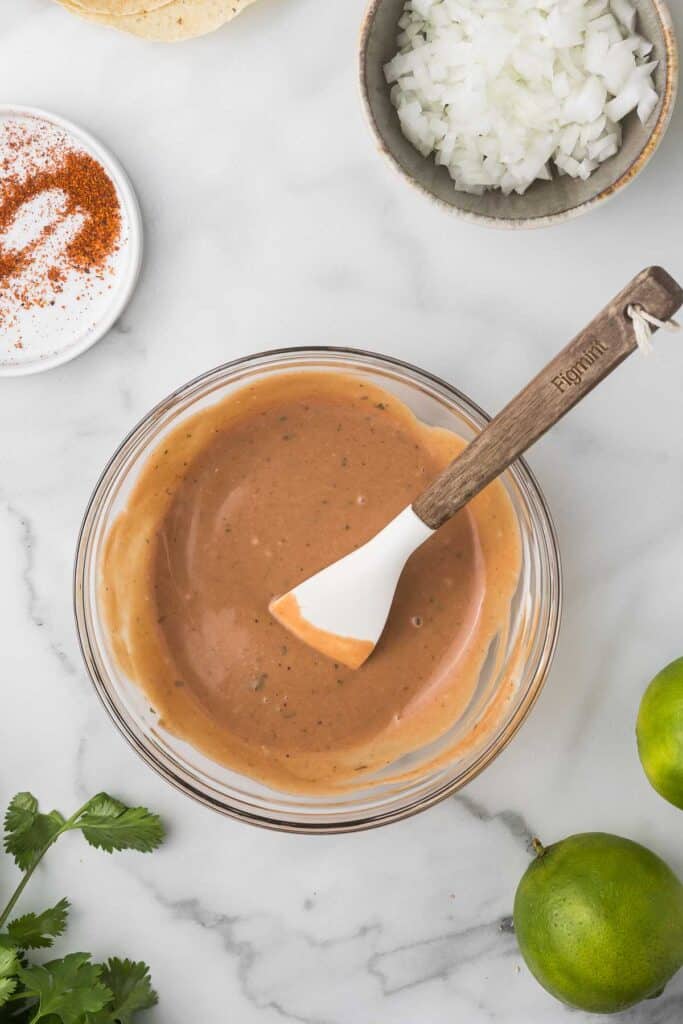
[96,960,157,1023]
[0,792,164,1022]
[0,948,17,978]
[16,953,111,1024]
[6,900,70,951]
[0,979,17,1009]
[4,795,65,871]
[0,948,18,1007]
[75,796,164,854]
[4,795,38,837]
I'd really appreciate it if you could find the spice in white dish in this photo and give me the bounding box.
[0,114,131,369]
[385,0,660,196]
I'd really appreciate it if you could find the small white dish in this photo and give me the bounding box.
[0,105,143,377]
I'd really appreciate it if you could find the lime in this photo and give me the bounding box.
[637,657,683,810]
[513,832,683,1014]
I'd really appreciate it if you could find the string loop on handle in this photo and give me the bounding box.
[627,304,681,356]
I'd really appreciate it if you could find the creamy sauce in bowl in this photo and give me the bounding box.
[101,372,522,794]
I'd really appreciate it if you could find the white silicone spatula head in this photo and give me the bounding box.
[270,268,683,669]
[269,507,433,669]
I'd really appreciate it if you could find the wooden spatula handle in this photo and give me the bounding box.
[413,267,683,530]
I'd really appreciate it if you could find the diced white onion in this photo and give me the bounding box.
[385,0,660,195]
[637,86,659,124]
[611,0,637,33]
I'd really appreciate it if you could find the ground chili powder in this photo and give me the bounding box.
[0,119,122,343]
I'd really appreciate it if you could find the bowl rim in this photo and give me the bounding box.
[358,0,679,229]
[74,346,563,833]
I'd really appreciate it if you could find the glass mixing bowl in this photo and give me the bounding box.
[74,348,562,833]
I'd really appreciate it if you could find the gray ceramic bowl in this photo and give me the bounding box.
[360,0,678,227]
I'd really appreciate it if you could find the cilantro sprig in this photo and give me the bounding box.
[0,791,164,1024]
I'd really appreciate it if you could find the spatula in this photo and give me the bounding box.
[270,267,683,669]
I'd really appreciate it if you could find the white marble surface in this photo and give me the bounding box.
[2,1,683,1020]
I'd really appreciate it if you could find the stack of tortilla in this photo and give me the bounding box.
[56,0,258,41]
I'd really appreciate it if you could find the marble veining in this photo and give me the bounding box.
[2,0,683,1021]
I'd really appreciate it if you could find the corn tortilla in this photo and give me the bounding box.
[57,0,257,41]
[68,0,173,15]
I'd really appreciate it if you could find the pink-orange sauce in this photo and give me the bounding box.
[101,372,522,793]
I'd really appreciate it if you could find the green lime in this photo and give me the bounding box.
[637,657,683,810]
[513,833,683,1014]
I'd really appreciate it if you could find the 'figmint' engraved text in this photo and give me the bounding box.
[551,338,608,393]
